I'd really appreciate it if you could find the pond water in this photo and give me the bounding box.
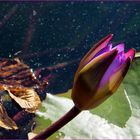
[0,2,140,94]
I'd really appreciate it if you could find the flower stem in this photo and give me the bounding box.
[31,105,81,140]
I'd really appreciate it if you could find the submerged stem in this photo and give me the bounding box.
[31,105,81,140]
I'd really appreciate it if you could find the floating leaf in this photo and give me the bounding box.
[56,87,131,127]
[122,58,140,137]
[6,87,41,113]
[57,89,72,99]
[90,84,131,127]
[0,58,40,88]
[135,52,140,58]
[36,90,140,139]
[0,102,18,130]
[0,58,42,113]
[33,114,64,140]
[28,132,37,139]
[35,59,140,138]
[34,58,140,139]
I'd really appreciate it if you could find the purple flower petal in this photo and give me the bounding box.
[93,43,112,59]
[78,34,113,70]
[72,49,118,110]
[113,43,124,53]
[99,50,125,87]
[97,57,131,97]
[125,48,135,61]
[74,34,113,82]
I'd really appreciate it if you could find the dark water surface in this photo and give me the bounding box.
[0,1,140,93]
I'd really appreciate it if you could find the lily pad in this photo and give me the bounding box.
[57,87,131,127]
[135,52,140,58]
[35,94,132,139]
[34,58,140,139]
[34,105,64,140]
[123,58,140,120]
[90,84,131,127]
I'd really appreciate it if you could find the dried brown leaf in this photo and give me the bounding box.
[0,58,41,89]
[0,58,42,113]
[0,102,18,130]
[6,87,41,113]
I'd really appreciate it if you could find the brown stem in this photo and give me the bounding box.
[31,105,81,140]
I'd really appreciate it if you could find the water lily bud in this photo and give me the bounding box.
[72,34,135,110]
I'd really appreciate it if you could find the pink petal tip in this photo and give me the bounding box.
[125,48,135,61]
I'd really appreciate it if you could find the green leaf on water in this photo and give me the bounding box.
[34,58,140,139]
[35,94,133,139]
[33,105,64,140]
[135,52,140,58]
[57,89,72,99]
[90,84,131,127]
[56,87,131,127]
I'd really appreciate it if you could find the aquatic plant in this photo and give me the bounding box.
[0,3,140,139]
[72,34,135,110]
[32,34,135,139]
